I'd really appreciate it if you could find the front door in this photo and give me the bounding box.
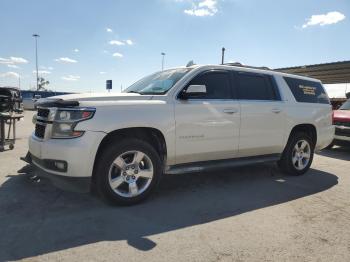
[174,70,240,164]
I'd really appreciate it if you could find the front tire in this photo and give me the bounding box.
[95,138,162,205]
[278,132,314,176]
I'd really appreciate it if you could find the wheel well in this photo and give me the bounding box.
[289,124,317,146]
[92,127,167,182]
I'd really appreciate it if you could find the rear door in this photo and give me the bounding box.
[234,71,286,157]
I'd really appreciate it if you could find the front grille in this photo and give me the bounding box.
[37,108,50,118]
[35,124,46,139]
[334,121,350,127]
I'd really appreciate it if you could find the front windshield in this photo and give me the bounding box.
[340,99,350,110]
[123,68,191,95]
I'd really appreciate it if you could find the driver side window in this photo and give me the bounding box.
[187,71,231,99]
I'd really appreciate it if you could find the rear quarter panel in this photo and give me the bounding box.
[275,75,334,151]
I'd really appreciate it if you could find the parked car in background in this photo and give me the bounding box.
[27,64,334,205]
[21,90,72,110]
[328,99,350,148]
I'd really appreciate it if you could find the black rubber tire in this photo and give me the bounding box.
[95,138,162,206]
[278,132,314,176]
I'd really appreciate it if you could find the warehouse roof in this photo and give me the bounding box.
[275,61,350,84]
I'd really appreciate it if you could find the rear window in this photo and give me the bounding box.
[284,77,329,104]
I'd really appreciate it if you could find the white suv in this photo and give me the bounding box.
[27,64,334,205]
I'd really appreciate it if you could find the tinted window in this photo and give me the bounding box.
[284,77,329,104]
[188,71,231,99]
[339,99,350,110]
[237,73,277,100]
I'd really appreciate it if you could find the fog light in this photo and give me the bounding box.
[54,161,66,170]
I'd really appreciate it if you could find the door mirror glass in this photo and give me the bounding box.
[186,84,206,94]
[180,85,207,99]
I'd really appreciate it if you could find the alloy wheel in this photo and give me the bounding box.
[292,139,311,170]
[108,150,154,198]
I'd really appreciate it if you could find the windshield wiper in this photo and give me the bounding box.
[126,91,141,94]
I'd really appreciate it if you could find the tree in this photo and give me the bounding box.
[37,77,50,91]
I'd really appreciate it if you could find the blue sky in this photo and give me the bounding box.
[0,0,349,97]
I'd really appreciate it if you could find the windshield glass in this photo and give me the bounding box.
[123,68,192,95]
[340,99,350,110]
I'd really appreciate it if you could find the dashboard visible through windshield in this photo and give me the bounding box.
[123,68,192,95]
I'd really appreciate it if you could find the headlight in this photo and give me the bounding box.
[51,108,95,138]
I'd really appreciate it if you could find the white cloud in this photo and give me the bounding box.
[73,48,79,52]
[7,64,19,69]
[184,0,218,17]
[126,39,133,45]
[109,40,125,46]
[112,52,123,58]
[55,57,77,63]
[0,71,19,78]
[33,70,51,75]
[61,75,80,81]
[106,28,113,33]
[40,66,54,70]
[0,56,28,65]
[10,57,29,64]
[99,71,107,74]
[302,11,346,28]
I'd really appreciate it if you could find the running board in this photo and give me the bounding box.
[165,154,281,175]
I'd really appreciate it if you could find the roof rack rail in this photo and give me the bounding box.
[223,63,272,71]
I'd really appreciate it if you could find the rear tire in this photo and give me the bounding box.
[278,132,314,176]
[95,138,162,205]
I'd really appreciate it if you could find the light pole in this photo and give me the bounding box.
[32,34,40,91]
[161,52,166,71]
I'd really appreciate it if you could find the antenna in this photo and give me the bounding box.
[186,60,195,67]
[221,47,225,65]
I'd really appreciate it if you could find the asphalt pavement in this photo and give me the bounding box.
[0,111,349,262]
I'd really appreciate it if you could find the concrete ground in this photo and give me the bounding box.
[0,110,350,262]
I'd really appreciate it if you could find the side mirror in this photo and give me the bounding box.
[180,85,206,99]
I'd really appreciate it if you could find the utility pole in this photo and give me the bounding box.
[221,47,225,65]
[161,52,166,71]
[32,34,40,91]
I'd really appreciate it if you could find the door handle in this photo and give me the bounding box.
[223,108,238,114]
[271,108,282,113]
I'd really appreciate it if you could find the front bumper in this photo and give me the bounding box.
[28,130,106,179]
[332,125,350,146]
[24,152,91,193]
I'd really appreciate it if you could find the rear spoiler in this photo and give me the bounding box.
[36,98,79,108]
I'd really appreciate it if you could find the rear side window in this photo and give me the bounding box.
[283,77,329,104]
[237,73,278,100]
[188,71,231,99]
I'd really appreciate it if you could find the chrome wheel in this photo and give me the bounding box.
[108,150,154,198]
[292,139,311,170]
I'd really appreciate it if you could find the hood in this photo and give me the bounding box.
[50,92,153,101]
[333,109,350,122]
[35,92,160,108]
